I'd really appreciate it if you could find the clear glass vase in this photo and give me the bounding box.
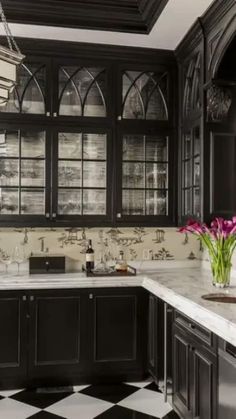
[211,256,232,288]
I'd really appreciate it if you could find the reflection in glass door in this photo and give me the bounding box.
[57,132,107,216]
[0,129,46,215]
[122,134,169,216]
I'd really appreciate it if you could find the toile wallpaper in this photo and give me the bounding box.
[0,227,202,272]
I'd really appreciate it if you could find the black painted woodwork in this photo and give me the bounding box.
[147,294,164,386]
[2,0,169,34]
[172,311,218,419]
[28,290,88,385]
[176,0,236,224]
[173,326,192,419]
[0,38,176,227]
[88,288,148,381]
[0,292,27,387]
[0,287,148,389]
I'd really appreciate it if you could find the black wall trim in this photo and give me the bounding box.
[2,0,169,34]
[0,36,176,65]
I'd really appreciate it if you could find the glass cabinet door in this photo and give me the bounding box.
[58,66,107,117]
[181,127,201,218]
[122,70,168,120]
[0,60,48,115]
[121,134,169,217]
[0,128,47,216]
[55,131,108,217]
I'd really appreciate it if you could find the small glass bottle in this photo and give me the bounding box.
[85,240,94,272]
[115,250,127,272]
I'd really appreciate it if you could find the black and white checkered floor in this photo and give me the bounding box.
[0,380,180,419]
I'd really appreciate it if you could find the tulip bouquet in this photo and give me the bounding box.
[179,217,236,287]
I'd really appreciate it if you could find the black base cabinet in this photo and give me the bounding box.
[0,287,148,389]
[172,311,218,419]
[0,291,28,387]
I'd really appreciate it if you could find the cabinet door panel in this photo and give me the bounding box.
[210,132,236,217]
[193,348,217,419]
[90,289,148,380]
[94,294,136,361]
[29,292,86,383]
[0,293,27,385]
[173,327,192,418]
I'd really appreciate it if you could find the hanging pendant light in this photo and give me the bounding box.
[0,1,25,106]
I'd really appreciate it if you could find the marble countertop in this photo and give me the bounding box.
[0,266,236,346]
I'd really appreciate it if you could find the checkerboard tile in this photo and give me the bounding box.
[0,380,180,419]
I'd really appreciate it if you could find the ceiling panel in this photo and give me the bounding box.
[1,0,169,34]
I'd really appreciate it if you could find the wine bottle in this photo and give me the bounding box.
[86,240,94,272]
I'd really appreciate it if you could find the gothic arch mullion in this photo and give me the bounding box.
[191,54,201,109]
[58,67,83,110]
[13,87,21,113]
[184,61,194,116]
[122,71,146,117]
[144,76,158,118]
[82,68,106,116]
[20,64,46,111]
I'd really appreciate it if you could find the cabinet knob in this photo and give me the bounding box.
[116,213,121,218]
[30,296,34,302]
[45,213,50,219]
[117,115,122,121]
[53,112,57,117]
[52,213,56,219]
[46,112,50,117]
[22,295,27,301]
[89,293,93,299]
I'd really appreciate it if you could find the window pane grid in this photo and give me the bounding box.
[122,135,168,216]
[0,129,46,215]
[57,132,107,215]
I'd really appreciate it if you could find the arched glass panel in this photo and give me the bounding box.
[192,54,201,111]
[122,71,168,120]
[1,63,46,114]
[58,67,107,117]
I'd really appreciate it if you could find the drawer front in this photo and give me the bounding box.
[174,310,217,352]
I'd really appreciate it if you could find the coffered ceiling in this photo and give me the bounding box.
[2,0,169,34]
[0,0,214,50]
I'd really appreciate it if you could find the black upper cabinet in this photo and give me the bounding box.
[116,63,176,226]
[176,20,204,224]
[0,39,176,227]
[177,0,236,224]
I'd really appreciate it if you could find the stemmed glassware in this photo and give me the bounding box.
[0,252,12,274]
[12,246,25,275]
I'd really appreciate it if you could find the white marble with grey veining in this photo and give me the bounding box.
[1,265,236,346]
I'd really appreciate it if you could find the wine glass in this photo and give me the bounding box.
[12,246,25,275]
[0,252,12,274]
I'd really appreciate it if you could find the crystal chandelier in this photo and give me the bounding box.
[0,1,24,106]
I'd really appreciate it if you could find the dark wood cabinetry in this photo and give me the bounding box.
[0,39,176,227]
[172,311,217,419]
[176,0,236,224]
[89,288,148,381]
[147,294,164,385]
[0,291,28,387]
[0,287,148,389]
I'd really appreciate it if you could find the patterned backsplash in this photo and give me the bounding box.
[0,227,201,272]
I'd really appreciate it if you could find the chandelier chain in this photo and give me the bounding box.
[0,1,21,54]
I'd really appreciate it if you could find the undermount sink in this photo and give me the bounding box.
[202,293,236,303]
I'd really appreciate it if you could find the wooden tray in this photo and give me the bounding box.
[86,265,136,277]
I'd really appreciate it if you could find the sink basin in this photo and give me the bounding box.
[202,293,236,303]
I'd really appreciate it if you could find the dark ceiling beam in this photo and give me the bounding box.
[1,0,169,34]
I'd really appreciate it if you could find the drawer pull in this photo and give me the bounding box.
[22,295,27,301]
[30,296,34,302]
[89,293,93,299]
